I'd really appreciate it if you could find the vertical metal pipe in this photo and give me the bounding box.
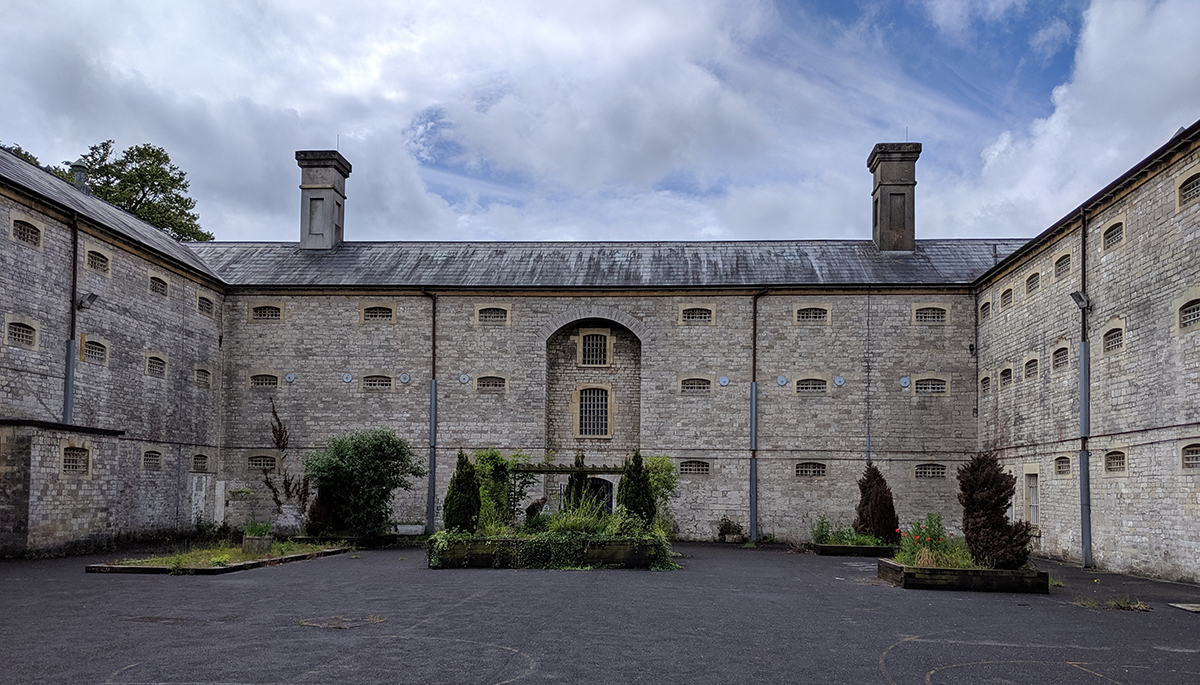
[1077,208,1093,568]
[749,289,766,542]
[62,212,80,424]
[422,291,438,532]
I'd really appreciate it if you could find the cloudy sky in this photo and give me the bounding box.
[2,0,1198,243]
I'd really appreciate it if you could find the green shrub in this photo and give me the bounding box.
[564,451,588,510]
[827,526,881,546]
[474,447,512,532]
[810,515,832,544]
[443,450,481,533]
[643,455,679,528]
[852,463,900,544]
[717,516,743,537]
[616,451,655,523]
[522,513,551,534]
[958,450,1032,569]
[894,513,980,568]
[302,430,427,537]
[242,520,271,537]
[548,495,608,535]
[604,506,648,538]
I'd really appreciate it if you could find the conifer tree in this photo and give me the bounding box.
[565,451,589,510]
[616,450,656,523]
[852,462,900,544]
[957,451,1032,569]
[443,450,481,533]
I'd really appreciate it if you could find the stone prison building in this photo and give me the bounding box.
[1,121,1198,581]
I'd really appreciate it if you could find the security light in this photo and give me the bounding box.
[77,292,99,310]
[1070,291,1090,310]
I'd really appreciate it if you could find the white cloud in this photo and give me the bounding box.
[1029,18,1072,60]
[918,0,1028,41]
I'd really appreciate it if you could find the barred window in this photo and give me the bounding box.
[581,334,608,366]
[149,276,168,297]
[1055,456,1071,475]
[12,220,40,247]
[250,374,278,388]
[86,250,109,274]
[7,322,35,347]
[1103,327,1124,353]
[1183,444,1200,469]
[197,296,214,317]
[1025,272,1040,294]
[579,387,609,436]
[915,463,946,479]
[680,378,711,395]
[1000,368,1012,387]
[1054,254,1071,279]
[192,454,209,472]
[679,460,710,475]
[1000,289,1013,308]
[1024,359,1039,380]
[1052,347,1069,370]
[979,301,991,321]
[795,378,827,394]
[252,305,281,320]
[63,447,89,474]
[1181,174,1200,207]
[796,307,828,323]
[363,374,393,389]
[477,376,506,393]
[1104,451,1126,473]
[914,307,947,323]
[194,368,211,389]
[681,307,712,323]
[83,340,107,364]
[980,376,991,394]
[795,462,826,477]
[914,378,947,395]
[1103,223,1124,250]
[249,455,276,472]
[146,356,166,377]
[1180,300,1200,330]
[363,306,393,322]
[142,451,162,470]
[477,307,508,324]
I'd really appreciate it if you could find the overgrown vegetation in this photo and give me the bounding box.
[303,430,427,537]
[893,513,981,569]
[852,463,900,544]
[615,451,655,523]
[260,399,310,531]
[242,520,271,537]
[718,516,743,538]
[957,450,1032,570]
[811,515,883,546]
[116,540,338,570]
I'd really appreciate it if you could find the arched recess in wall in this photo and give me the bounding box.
[537,305,653,347]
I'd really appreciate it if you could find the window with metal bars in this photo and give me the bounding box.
[1180,300,1200,330]
[197,296,214,317]
[1103,327,1124,353]
[914,307,947,323]
[581,334,607,366]
[363,375,393,389]
[194,368,211,389]
[1025,474,1039,526]
[83,340,106,364]
[477,307,508,324]
[149,277,168,297]
[1000,289,1013,308]
[680,378,711,395]
[477,376,505,393]
[1052,347,1069,370]
[578,387,609,436]
[679,460,710,475]
[86,250,109,274]
[7,322,35,347]
[914,378,947,394]
[1054,254,1071,279]
[1102,223,1124,250]
[1024,359,1039,380]
[143,451,162,470]
[192,454,209,472]
[63,447,89,474]
[146,356,166,377]
[252,305,281,320]
[1055,457,1071,475]
[1026,272,1040,294]
[980,376,991,394]
[681,307,712,323]
[915,463,946,479]
[1183,444,1200,469]
[795,378,827,394]
[979,301,991,321]
[363,306,393,322]
[12,220,40,247]
[248,455,276,472]
[795,462,826,477]
[1179,174,1200,207]
[1104,451,1126,473]
[795,307,828,323]
[1000,368,1012,387]
[250,374,278,388]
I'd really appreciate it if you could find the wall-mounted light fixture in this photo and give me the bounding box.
[77,292,98,310]
[1070,291,1090,310]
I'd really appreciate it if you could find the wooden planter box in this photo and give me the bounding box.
[428,539,658,569]
[85,547,350,575]
[877,558,1049,593]
[812,544,898,557]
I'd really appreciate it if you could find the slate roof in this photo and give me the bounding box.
[187,239,1025,288]
[0,148,220,279]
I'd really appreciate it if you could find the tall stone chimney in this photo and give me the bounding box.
[867,142,921,252]
[296,150,352,250]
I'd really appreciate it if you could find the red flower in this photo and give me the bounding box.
[940,537,944,542]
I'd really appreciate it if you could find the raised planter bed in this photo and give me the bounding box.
[877,558,1049,593]
[812,543,898,557]
[428,538,660,569]
[85,547,350,575]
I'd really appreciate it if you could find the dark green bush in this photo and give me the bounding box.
[958,451,1032,569]
[564,451,589,510]
[616,451,655,523]
[852,463,900,544]
[443,450,482,533]
[302,430,426,537]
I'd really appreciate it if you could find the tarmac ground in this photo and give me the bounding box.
[1,542,1198,684]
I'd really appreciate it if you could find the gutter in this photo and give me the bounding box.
[62,211,80,424]
[420,291,438,533]
[749,288,768,541]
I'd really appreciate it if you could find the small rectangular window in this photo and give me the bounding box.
[581,334,607,366]
[63,447,89,474]
[680,378,711,395]
[914,378,947,395]
[1105,451,1126,473]
[192,454,209,472]
[146,356,166,377]
[795,462,826,477]
[197,296,214,317]
[1052,347,1069,370]
[363,375,393,389]
[142,451,162,470]
[149,276,168,297]
[83,340,107,364]
[1025,273,1040,294]
[1000,369,1012,387]
[796,378,827,394]
[1055,457,1071,475]
[194,368,211,389]
[681,307,713,323]
[796,307,828,323]
[979,302,991,321]
[1103,223,1124,250]
[363,306,393,322]
[1183,445,1200,469]
[914,307,947,323]
[7,322,35,347]
[249,455,276,472]
[252,305,281,320]
[1054,254,1071,279]
[12,220,41,247]
[1024,359,1039,380]
[86,250,109,274]
[477,307,508,324]
[980,376,991,394]
[915,463,946,478]
[679,460,710,475]
[1000,289,1013,308]
[477,376,506,393]
[1103,328,1124,353]
[250,374,278,388]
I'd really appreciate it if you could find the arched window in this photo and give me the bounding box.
[194,368,211,388]
[680,378,712,395]
[979,376,991,394]
[250,374,278,388]
[796,378,827,394]
[192,454,209,472]
[476,376,505,393]
[248,455,276,472]
[63,447,89,474]
[1103,327,1124,353]
[979,301,991,321]
[142,451,162,470]
[1024,359,1039,380]
[1180,299,1200,330]
[7,322,35,347]
[679,460,710,475]
[252,305,281,320]
[681,307,713,323]
[363,306,393,322]
[1102,223,1124,250]
[197,296,214,317]
[12,220,40,247]
[1179,174,1200,207]
[1054,456,1071,475]
[146,356,166,377]
[914,307,947,323]
[1052,347,1069,370]
[83,340,107,364]
[914,378,947,395]
[578,387,609,436]
[581,333,608,366]
[1054,254,1071,279]
[477,307,508,324]
[1025,272,1040,294]
[86,250,109,274]
[1000,289,1014,308]
[1104,451,1126,473]
[149,276,168,297]
[1000,368,1013,387]
[795,462,826,477]
[915,463,946,479]
[1183,444,1200,470]
[795,307,828,323]
[363,374,393,389]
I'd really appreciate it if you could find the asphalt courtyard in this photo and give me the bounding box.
[1,543,1198,684]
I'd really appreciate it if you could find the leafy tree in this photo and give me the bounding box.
[957,451,1032,569]
[616,451,655,523]
[0,141,41,165]
[852,462,900,544]
[643,455,678,522]
[302,430,426,537]
[474,447,511,531]
[443,450,481,533]
[55,140,212,242]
